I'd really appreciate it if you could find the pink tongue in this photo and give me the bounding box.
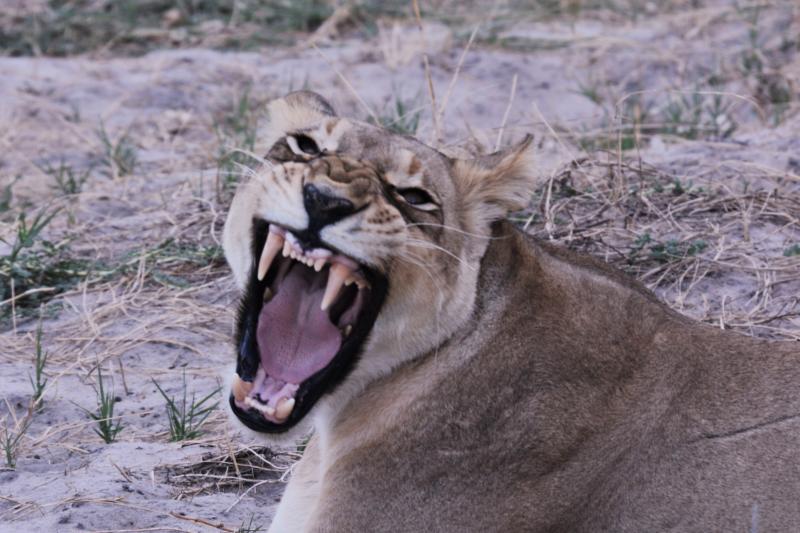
[257,265,341,384]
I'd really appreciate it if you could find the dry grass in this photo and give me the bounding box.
[518,154,800,340]
[161,445,299,500]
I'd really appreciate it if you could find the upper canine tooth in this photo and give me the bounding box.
[344,277,354,287]
[282,240,292,258]
[257,230,285,281]
[321,262,353,311]
[314,258,326,272]
[274,397,295,420]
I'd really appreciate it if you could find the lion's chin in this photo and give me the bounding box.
[229,219,387,434]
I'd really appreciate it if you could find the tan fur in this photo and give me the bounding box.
[452,135,535,230]
[222,92,800,532]
[259,90,337,151]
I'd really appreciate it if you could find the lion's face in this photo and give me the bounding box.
[223,91,535,437]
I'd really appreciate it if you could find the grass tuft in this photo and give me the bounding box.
[237,514,265,533]
[0,206,93,321]
[0,177,18,215]
[374,91,423,135]
[784,244,800,257]
[78,367,124,444]
[42,159,92,196]
[28,320,49,410]
[153,371,219,442]
[3,207,60,266]
[1,400,34,469]
[578,89,739,153]
[97,123,138,178]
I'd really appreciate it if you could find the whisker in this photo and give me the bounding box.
[405,239,476,272]
[227,148,274,169]
[406,222,506,240]
[396,251,447,303]
[215,170,254,177]
[398,250,441,280]
[231,163,258,177]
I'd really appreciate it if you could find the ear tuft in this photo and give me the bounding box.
[261,91,336,149]
[453,135,537,228]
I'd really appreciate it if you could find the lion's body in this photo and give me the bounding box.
[270,222,800,532]
[222,92,800,532]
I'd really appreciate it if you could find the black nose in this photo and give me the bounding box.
[303,183,356,230]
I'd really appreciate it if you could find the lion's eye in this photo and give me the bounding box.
[287,134,321,156]
[397,187,437,208]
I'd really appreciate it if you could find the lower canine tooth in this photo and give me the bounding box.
[263,287,273,302]
[275,397,295,420]
[232,376,253,402]
[343,324,353,337]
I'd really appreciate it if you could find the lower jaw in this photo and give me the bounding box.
[232,366,298,424]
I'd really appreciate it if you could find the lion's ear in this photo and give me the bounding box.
[262,91,337,147]
[452,135,536,227]
[268,91,336,127]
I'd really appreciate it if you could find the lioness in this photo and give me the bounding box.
[223,91,800,532]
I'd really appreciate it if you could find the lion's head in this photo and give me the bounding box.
[223,91,536,439]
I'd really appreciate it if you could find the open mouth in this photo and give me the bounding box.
[230,220,387,432]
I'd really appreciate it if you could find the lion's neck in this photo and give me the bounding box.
[322,221,682,466]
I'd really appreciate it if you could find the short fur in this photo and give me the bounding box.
[223,92,800,532]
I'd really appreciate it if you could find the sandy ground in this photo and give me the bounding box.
[1,2,798,531]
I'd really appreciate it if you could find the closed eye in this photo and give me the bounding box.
[395,187,439,211]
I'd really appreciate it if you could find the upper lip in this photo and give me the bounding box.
[269,222,366,264]
[256,224,370,311]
